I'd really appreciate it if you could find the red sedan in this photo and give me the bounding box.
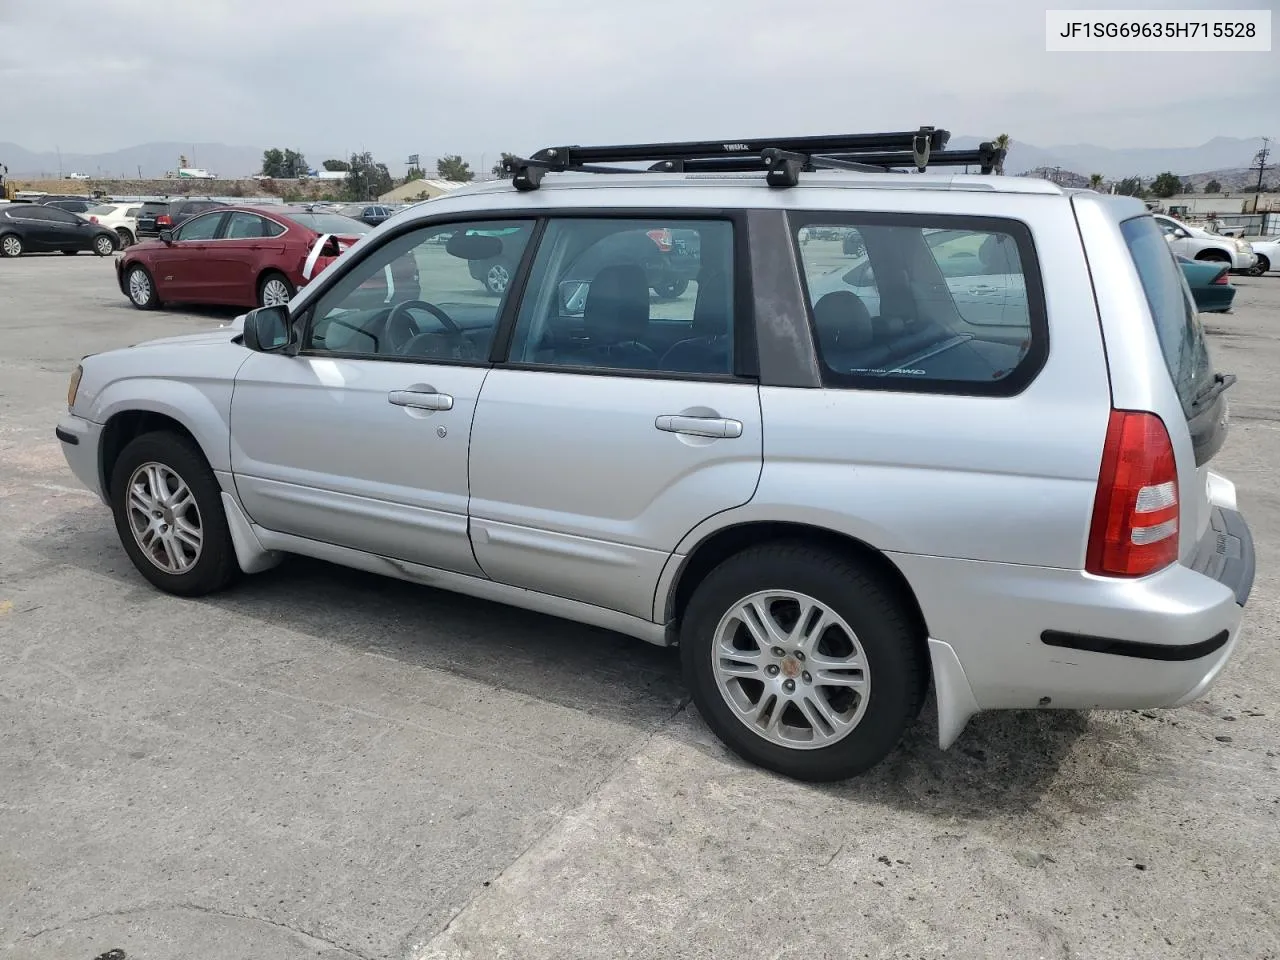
[115,205,418,311]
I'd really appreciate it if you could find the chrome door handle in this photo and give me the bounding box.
[388,390,453,411]
[655,415,743,439]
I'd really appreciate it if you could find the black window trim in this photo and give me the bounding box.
[294,214,544,371]
[288,206,760,384]
[787,210,1050,398]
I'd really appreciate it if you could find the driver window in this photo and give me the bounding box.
[304,219,535,364]
[176,213,224,241]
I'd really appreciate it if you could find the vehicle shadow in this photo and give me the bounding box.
[25,508,1130,815]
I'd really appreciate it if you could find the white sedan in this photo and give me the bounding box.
[85,201,143,248]
[1248,238,1279,276]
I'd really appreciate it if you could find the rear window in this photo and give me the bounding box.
[140,202,168,214]
[288,213,371,234]
[793,214,1047,395]
[1120,215,1215,416]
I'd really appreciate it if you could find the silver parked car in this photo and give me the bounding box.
[56,128,1255,781]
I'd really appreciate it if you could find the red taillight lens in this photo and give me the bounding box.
[89,216,99,223]
[1086,410,1179,577]
[156,215,172,226]
[646,228,672,252]
[1211,271,1230,285]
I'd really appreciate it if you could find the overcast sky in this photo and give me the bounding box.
[1,0,1276,160]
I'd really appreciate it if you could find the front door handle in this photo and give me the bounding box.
[388,389,453,411]
[655,415,743,439]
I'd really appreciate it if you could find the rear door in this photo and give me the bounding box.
[467,214,762,621]
[210,211,287,305]
[38,205,92,249]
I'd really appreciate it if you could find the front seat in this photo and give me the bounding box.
[575,264,655,369]
[660,267,732,373]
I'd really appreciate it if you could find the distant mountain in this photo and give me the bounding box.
[949,135,1265,180]
[0,141,338,179]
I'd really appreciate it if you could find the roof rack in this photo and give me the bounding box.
[503,127,1006,190]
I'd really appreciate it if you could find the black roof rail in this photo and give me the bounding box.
[501,127,1008,191]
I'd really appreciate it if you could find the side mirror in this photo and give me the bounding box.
[241,305,293,353]
[559,279,590,316]
[159,229,173,244]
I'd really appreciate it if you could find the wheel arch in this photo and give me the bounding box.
[661,520,930,650]
[99,410,209,500]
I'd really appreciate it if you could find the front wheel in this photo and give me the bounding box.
[681,543,926,782]
[126,264,160,309]
[109,432,240,596]
[1248,255,1270,277]
[258,271,294,307]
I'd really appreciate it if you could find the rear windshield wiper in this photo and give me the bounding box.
[1190,371,1236,411]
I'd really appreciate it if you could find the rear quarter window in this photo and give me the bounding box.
[1119,215,1215,417]
[792,213,1047,396]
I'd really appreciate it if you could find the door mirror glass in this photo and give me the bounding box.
[559,279,590,316]
[242,305,293,352]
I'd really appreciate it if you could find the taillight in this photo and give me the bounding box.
[1086,410,1179,577]
[1212,271,1230,286]
[156,215,172,226]
[646,228,672,252]
[89,216,99,223]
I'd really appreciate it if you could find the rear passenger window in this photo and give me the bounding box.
[793,215,1046,395]
[507,218,734,377]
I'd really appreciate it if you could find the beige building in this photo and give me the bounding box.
[378,178,465,203]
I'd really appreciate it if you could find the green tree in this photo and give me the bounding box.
[283,149,308,178]
[1205,179,1222,193]
[436,154,474,182]
[261,148,285,178]
[1150,171,1182,199]
[404,166,426,183]
[1114,176,1144,197]
[992,133,1011,175]
[492,152,517,179]
[343,152,394,201]
[261,147,308,178]
[322,158,350,172]
[1088,173,1103,190]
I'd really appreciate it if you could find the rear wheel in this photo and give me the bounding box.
[109,432,239,596]
[93,234,116,257]
[0,234,21,257]
[258,271,294,307]
[681,543,926,782]
[116,228,135,248]
[126,264,160,309]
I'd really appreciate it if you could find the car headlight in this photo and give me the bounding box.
[67,364,83,409]
[1235,239,1252,253]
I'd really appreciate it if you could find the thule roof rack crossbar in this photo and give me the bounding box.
[502,127,1005,190]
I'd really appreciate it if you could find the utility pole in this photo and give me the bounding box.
[1253,137,1273,213]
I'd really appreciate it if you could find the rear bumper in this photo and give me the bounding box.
[891,506,1254,713]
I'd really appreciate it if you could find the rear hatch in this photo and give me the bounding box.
[136,201,170,235]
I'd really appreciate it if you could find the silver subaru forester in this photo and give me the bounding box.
[56,129,1255,781]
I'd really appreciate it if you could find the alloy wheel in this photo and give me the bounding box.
[125,462,203,574]
[128,268,151,305]
[261,278,292,306]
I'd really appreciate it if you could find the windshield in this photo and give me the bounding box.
[288,212,371,235]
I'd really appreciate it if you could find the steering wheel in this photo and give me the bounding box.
[386,299,461,354]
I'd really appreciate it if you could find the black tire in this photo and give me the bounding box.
[109,431,239,597]
[116,228,135,248]
[93,234,116,257]
[62,250,79,256]
[125,263,160,309]
[1196,250,1231,264]
[651,278,689,300]
[681,542,926,782]
[1249,255,1270,277]
[0,233,22,258]
[258,270,295,307]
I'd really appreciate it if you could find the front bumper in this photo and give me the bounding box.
[1232,249,1259,271]
[55,413,107,504]
[892,506,1254,713]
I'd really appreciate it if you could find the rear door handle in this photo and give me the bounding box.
[655,415,743,439]
[388,390,453,411]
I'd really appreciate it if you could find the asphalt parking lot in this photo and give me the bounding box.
[1,253,1278,960]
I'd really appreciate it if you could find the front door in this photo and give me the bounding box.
[467,215,763,621]
[229,216,537,575]
[152,211,226,301]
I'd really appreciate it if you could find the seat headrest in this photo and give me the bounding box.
[813,291,873,352]
[692,267,731,337]
[585,264,650,342]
